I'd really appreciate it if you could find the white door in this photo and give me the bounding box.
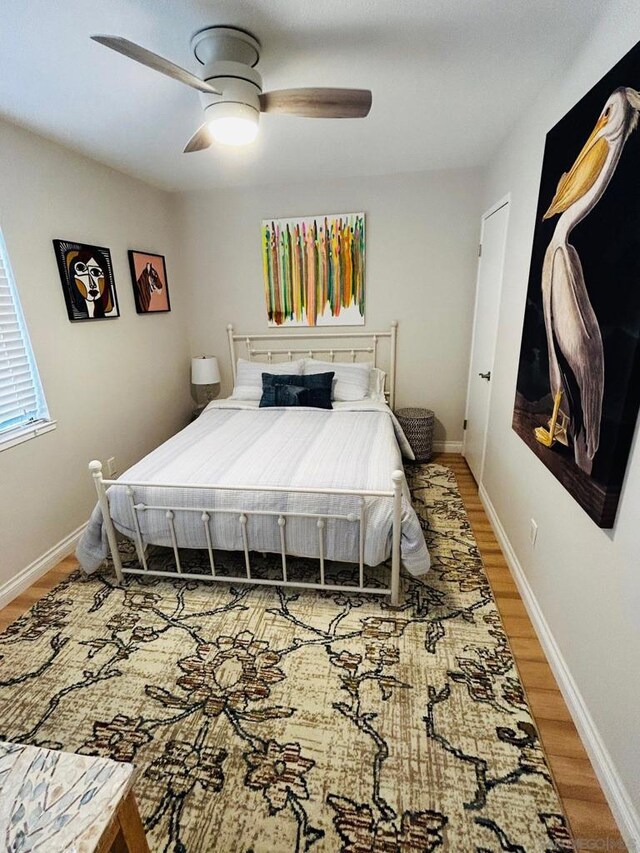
[463,198,510,483]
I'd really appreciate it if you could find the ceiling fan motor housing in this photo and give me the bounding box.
[197,61,262,121]
[191,27,262,121]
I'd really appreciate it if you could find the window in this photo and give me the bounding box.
[0,228,54,450]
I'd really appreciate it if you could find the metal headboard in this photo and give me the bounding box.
[227,321,398,409]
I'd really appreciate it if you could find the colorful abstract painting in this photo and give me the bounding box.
[261,213,365,326]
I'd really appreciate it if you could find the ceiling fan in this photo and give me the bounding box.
[91,26,372,151]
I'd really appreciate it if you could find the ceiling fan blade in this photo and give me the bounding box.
[183,123,212,153]
[91,36,221,95]
[259,88,372,118]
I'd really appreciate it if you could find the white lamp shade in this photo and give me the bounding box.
[191,356,220,385]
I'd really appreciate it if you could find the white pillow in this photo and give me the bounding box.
[231,358,304,401]
[303,358,372,402]
[368,367,387,402]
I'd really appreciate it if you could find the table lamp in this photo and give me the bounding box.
[191,356,221,410]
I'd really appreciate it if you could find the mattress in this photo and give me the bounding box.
[76,399,430,577]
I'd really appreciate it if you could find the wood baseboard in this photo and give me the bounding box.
[478,483,640,851]
[0,524,86,610]
[432,441,463,453]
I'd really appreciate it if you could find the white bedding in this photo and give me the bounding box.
[76,400,430,577]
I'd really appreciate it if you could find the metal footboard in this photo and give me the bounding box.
[90,461,404,606]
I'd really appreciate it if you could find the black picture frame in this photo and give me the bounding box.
[512,40,640,528]
[128,250,171,314]
[53,239,119,322]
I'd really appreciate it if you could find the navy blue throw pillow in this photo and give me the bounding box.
[262,372,334,409]
[259,384,309,408]
[261,374,301,387]
[299,372,334,409]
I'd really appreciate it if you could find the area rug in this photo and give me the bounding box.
[0,463,573,852]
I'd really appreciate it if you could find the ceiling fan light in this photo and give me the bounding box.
[208,115,259,145]
[206,102,259,145]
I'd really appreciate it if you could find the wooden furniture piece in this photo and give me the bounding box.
[0,741,149,853]
[396,407,435,462]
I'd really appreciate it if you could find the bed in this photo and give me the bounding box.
[76,323,430,605]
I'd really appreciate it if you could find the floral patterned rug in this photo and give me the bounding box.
[0,463,573,852]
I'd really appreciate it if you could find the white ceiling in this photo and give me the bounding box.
[0,0,605,192]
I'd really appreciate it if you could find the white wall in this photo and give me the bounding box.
[1,9,637,839]
[481,0,640,841]
[174,169,482,445]
[0,119,192,587]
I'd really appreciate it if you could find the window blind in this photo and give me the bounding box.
[0,230,50,439]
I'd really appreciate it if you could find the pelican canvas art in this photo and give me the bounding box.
[261,213,365,326]
[513,41,640,527]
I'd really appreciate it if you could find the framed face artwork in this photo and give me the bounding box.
[53,240,119,321]
[128,250,171,314]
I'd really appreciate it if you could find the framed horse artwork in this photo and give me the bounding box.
[128,250,171,314]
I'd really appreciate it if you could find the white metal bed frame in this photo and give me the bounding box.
[228,320,398,410]
[90,321,404,606]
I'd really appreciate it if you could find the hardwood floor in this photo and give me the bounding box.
[0,556,78,634]
[0,454,626,851]
[435,453,626,852]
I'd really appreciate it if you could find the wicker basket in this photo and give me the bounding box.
[395,407,434,462]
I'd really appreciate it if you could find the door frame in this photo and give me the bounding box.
[462,193,511,483]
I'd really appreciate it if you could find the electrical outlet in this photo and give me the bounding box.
[107,456,117,477]
[529,518,538,548]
